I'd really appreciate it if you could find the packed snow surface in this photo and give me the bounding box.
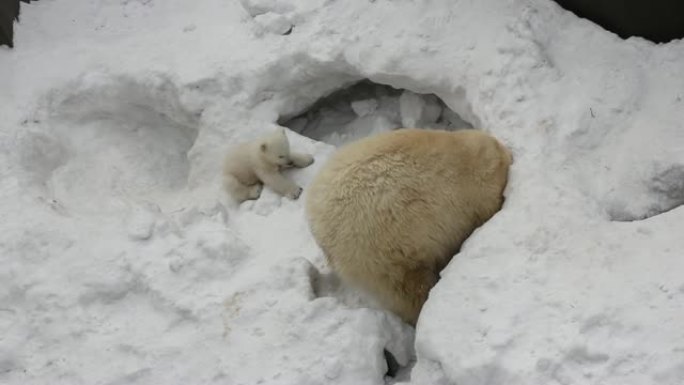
[1,0,683,384]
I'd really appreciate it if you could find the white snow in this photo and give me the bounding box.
[1,0,684,384]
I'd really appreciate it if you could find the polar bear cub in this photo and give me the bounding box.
[223,127,314,203]
[305,128,512,325]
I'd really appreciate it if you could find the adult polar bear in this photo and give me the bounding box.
[305,128,512,325]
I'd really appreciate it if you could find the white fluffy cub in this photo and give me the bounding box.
[223,127,314,203]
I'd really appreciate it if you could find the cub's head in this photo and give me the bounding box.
[259,127,292,167]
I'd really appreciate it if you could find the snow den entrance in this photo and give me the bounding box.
[280,80,477,380]
[280,80,473,146]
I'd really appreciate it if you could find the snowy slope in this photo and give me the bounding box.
[1,0,683,384]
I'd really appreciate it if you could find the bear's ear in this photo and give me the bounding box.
[260,143,268,152]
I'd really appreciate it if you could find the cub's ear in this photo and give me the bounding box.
[260,143,268,152]
[275,127,286,136]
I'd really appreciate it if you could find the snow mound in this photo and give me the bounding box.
[222,257,414,385]
[604,160,684,221]
[18,73,200,214]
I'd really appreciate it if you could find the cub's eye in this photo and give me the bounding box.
[279,155,286,159]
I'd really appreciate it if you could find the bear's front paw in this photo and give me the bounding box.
[286,186,303,200]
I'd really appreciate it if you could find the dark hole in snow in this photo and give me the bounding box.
[279,80,473,147]
[552,0,684,43]
[384,349,400,378]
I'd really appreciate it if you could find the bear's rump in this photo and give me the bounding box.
[324,193,468,267]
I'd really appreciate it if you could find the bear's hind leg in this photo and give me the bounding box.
[387,264,439,326]
[257,170,302,200]
[247,183,263,199]
[338,258,438,326]
[224,174,262,203]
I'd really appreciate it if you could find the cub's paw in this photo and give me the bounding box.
[286,186,303,200]
[299,154,314,167]
[290,153,315,168]
[248,184,263,199]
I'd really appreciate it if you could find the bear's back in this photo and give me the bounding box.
[305,128,511,277]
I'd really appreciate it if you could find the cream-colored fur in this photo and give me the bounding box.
[223,127,314,203]
[305,128,512,325]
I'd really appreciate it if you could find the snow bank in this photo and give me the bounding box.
[1,0,683,384]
